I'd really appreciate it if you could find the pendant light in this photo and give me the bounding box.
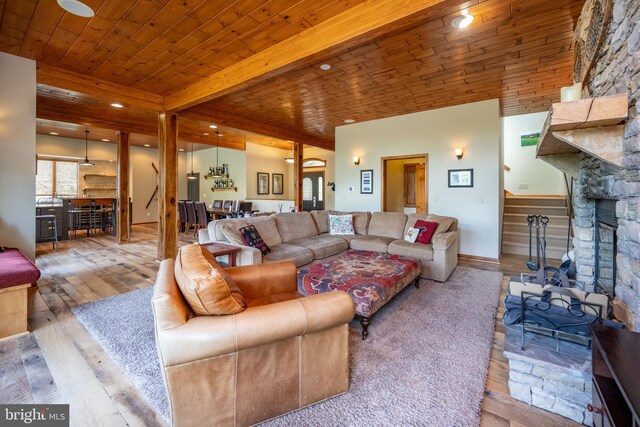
[209,132,224,178]
[79,128,94,166]
[187,142,197,180]
[285,141,294,163]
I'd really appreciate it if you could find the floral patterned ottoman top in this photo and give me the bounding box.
[297,250,421,318]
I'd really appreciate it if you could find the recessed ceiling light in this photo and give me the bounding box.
[101,138,109,142]
[49,131,59,135]
[57,0,94,18]
[178,148,185,152]
[344,119,355,124]
[110,103,124,108]
[319,64,331,71]
[209,124,217,129]
[451,14,474,29]
[143,144,151,147]
[203,132,209,136]
[218,133,223,137]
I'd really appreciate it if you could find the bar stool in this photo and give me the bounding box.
[35,214,58,251]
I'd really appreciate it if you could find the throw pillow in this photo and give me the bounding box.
[413,220,439,245]
[174,244,246,316]
[328,214,355,235]
[239,225,271,255]
[426,214,454,235]
[404,227,420,243]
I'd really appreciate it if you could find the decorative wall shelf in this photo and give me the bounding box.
[204,174,229,180]
[211,187,238,192]
[537,94,628,167]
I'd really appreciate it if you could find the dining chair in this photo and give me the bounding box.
[178,201,188,233]
[185,201,197,234]
[194,202,209,235]
[212,200,223,210]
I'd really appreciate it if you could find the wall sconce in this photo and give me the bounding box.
[353,156,360,166]
[455,148,464,160]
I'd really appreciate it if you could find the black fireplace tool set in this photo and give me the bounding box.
[524,214,575,287]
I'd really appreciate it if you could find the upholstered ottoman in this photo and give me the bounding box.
[0,248,41,339]
[298,250,421,339]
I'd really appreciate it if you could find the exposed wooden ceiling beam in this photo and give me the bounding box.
[36,103,247,151]
[37,64,164,111]
[181,108,335,151]
[164,0,446,111]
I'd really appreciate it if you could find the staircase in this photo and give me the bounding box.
[502,196,572,260]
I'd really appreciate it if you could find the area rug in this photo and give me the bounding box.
[71,266,502,426]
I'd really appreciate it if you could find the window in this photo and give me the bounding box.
[302,177,313,201]
[318,176,323,202]
[36,159,79,201]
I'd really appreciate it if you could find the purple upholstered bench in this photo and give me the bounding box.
[0,248,40,339]
[297,250,422,339]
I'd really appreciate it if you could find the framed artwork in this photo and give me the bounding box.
[272,173,284,195]
[360,169,373,194]
[520,130,541,146]
[448,169,473,188]
[257,172,269,195]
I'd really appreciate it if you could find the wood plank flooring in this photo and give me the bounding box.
[0,225,581,427]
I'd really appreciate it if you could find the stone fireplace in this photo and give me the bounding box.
[571,0,640,331]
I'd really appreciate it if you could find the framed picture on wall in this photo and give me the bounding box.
[448,169,473,188]
[360,169,373,194]
[257,172,269,195]
[272,173,284,195]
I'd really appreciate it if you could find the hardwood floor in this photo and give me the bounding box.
[0,225,580,427]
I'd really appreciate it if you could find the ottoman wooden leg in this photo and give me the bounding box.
[414,278,420,288]
[360,316,370,340]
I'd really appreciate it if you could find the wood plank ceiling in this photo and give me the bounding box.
[0,0,585,146]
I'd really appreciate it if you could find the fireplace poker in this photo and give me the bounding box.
[526,215,538,272]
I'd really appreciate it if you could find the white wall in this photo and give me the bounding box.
[0,53,36,259]
[192,145,247,204]
[36,135,188,224]
[503,112,566,195]
[246,143,294,200]
[335,99,502,259]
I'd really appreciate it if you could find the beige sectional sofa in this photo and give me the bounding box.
[198,210,459,282]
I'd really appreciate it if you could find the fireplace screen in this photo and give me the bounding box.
[595,199,617,297]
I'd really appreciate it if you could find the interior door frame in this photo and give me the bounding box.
[381,154,429,213]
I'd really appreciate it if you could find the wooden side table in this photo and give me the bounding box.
[200,242,242,267]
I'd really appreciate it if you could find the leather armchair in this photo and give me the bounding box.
[152,259,355,427]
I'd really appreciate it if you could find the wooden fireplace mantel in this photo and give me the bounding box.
[536,94,628,167]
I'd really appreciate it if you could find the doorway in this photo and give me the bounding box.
[187,174,200,201]
[302,171,324,211]
[382,155,428,214]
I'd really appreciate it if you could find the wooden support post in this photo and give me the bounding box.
[116,131,130,243]
[158,113,178,260]
[294,142,303,211]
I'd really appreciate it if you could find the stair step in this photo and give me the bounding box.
[504,205,568,215]
[505,197,567,207]
[502,231,571,247]
[502,221,569,235]
[503,213,570,226]
[501,242,568,260]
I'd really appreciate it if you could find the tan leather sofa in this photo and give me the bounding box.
[152,251,355,426]
[198,210,459,282]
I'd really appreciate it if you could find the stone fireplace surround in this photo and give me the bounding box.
[572,0,640,331]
